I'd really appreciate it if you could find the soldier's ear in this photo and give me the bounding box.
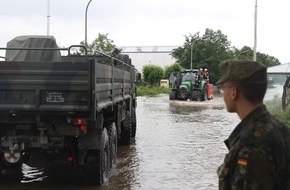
[231,86,239,101]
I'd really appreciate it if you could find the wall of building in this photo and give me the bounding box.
[119,46,178,73]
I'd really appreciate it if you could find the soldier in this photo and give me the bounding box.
[169,72,176,88]
[203,68,209,83]
[216,60,290,189]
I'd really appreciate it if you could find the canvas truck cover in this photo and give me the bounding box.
[5,35,61,61]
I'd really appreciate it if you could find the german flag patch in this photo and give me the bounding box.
[238,157,248,166]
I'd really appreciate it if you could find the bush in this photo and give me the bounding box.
[142,65,164,86]
[164,63,183,79]
[266,95,290,126]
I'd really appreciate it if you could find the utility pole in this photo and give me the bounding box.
[85,0,93,46]
[253,0,257,61]
[47,0,50,35]
[190,43,193,70]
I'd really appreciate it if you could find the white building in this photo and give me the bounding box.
[119,46,178,73]
[267,63,290,84]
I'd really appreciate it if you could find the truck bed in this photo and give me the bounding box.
[0,58,132,116]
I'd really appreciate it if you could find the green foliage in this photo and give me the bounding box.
[171,28,233,84]
[137,86,171,96]
[80,33,116,55]
[266,95,290,126]
[142,64,164,86]
[164,63,184,79]
[233,46,281,67]
[171,28,281,84]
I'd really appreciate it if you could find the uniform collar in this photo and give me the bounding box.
[224,104,269,150]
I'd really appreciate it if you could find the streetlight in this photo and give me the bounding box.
[190,42,193,70]
[47,0,50,35]
[253,0,258,61]
[235,49,251,59]
[85,0,93,46]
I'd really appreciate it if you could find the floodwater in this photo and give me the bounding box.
[0,85,283,190]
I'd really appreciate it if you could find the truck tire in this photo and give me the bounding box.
[169,91,176,100]
[84,128,110,185]
[131,108,137,138]
[0,155,4,179]
[108,122,117,169]
[120,111,131,145]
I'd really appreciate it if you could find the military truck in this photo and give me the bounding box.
[0,35,139,185]
[169,69,213,101]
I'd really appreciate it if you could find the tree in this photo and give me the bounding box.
[142,64,164,86]
[233,46,280,67]
[164,62,184,79]
[171,28,233,83]
[171,28,281,84]
[80,33,116,55]
[257,53,280,67]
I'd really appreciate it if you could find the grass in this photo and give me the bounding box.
[137,86,171,96]
[265,95,290,126]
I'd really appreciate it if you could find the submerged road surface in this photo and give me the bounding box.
[0,86,283,190]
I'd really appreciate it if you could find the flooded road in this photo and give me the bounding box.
[0,86,283,190]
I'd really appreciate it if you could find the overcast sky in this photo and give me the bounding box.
[1,0,290,63]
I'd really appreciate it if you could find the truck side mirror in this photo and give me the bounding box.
[136,73,142,83]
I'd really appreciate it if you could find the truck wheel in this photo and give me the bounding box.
[0,156,3,179]
[108,122,117,169]
[120,111,131,145]
[169,91,176,100]
[84,128,110,185]
[131,108,137,138]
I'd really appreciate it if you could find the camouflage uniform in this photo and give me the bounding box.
[216,60,290,189]
[217,105,290,189]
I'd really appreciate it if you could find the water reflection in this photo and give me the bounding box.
[134,94,239,190]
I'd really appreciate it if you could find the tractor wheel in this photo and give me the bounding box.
[131,108,137,138]
[169,91,177,100]
[83,128,110,185]
[190,91,196,101]
[190,91,199,101]
[201,89,208,101]
[120,111,132,145]
[108,122,117,169]
[196,92,202,101]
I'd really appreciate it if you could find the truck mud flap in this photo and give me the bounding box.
[78,113,103,150]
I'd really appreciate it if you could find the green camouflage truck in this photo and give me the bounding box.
[0,35,139,184]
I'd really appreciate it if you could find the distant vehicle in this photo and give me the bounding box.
[169,69,214,101]
[0,35,140,185]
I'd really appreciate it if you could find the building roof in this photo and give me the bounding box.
[119,46,179,53]
[267,63,290,74]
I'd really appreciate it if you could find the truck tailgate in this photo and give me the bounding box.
[0,61,91,112]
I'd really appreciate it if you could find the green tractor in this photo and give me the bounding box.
[169,69,211,101]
